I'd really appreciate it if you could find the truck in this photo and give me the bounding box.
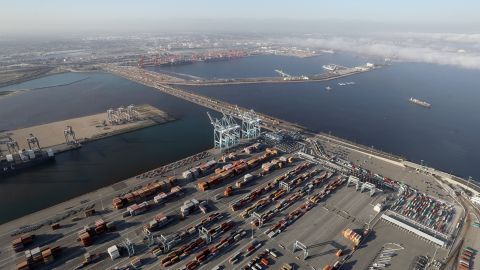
[342,228,362,246]
[78,231,92,247]
[11,234,35,252]
[229,251,242,264]
[180,199,200,217]
[127,201,149,216]
[265,248,279,258]
[224,186,234,197]
[245,240,262,256]
[130,257,142,268]
[144,212,172,233]
[236,174,255,188]
[84,208,95,217]
[78,252,100,268]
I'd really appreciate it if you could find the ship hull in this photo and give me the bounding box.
[1,151,55,176]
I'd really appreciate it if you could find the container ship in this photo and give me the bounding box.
[409,97,432,108]
[1,149,55,175]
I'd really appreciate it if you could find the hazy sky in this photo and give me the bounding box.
[1,0,479,35]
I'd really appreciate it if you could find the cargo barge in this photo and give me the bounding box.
[409,97,432,108]
[1,149,55,175]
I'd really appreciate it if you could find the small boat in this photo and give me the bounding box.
[325,86,332,91]
[409,97,432,108]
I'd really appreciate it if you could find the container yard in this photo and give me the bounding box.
[389,184,458,235]
[0,125,477,270]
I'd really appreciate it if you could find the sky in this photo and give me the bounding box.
[1,0,480,35]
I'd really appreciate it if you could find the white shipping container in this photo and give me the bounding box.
[26,150,35,159]
[223,164,233,170]
[182,171,193,180]
[244,174,254,182]
[154,192,167,204]
[108,245,120,260]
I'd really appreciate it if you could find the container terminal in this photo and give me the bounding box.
[0,104,173,175]
[0,66,478,270]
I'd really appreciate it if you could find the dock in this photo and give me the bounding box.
[0,104,174,153]
[0,133,476,270]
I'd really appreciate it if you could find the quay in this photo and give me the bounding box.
[0,104,174,154]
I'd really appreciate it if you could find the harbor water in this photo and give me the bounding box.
[154,55,480,182]
[0,72,213,224]
[1,54,479,224]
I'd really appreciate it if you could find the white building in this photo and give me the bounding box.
[471,195,480,206]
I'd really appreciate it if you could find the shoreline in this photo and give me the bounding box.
[0,147,212,230]
[0,104,174,152]
[0,66,101,90]
[0,67,58,88]
[0,77,91,101]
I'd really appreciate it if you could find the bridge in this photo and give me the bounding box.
[101,65,305,133]
[101,65,408,163]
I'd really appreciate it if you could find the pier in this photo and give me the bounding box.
[0,104,174,154]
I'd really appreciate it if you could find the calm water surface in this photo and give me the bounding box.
[0,72,213,224]
[1,54,479,224]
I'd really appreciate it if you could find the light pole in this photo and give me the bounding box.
[249,216,255,239]
[98,193,104,211]
[430,245,439,266]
